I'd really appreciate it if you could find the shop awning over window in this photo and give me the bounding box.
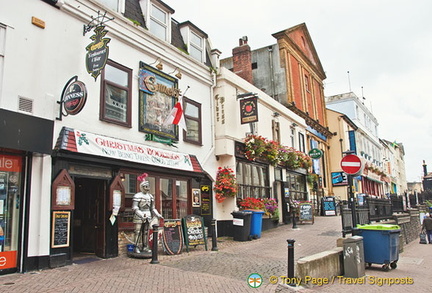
[54,127,204,173]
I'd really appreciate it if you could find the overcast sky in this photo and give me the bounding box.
[164,0,432,183]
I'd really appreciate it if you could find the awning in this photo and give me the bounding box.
[362,175,384,184]
[54,127,204,173]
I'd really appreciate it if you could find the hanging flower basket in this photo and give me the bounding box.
[214,167,237,203]
[244,134,311,169]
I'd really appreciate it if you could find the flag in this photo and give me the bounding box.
[163,96,187,131]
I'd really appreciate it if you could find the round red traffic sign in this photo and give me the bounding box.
[340,154,362,175]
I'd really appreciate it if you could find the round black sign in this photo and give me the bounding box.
[63,81,87,115]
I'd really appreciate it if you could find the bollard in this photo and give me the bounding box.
[211,219,218,251]
[292,211,298,229]
[287,239,295,285]
[150,224,159,264]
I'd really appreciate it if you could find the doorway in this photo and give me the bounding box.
[73,178,106,258]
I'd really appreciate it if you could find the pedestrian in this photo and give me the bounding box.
[422,213,432,244]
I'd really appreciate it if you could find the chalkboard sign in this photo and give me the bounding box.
[322,197,337,216]
[299,202,314,224]
[162,219,183,255]
[182,214,207,252]
[51,211,71,248]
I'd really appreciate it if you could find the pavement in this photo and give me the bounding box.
[0,215,430,293]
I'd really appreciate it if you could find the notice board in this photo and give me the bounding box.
[298,202,314,224]
[162,219,183,255]
[51,211,71,248]
[182,214,207,252]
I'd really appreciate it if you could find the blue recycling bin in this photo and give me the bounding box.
[246,210,264,239]
[356,224,400,271]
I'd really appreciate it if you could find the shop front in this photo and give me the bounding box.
[50,127,211,266]
[0,109,54,274]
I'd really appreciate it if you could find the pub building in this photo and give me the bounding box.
[1,0,217,273]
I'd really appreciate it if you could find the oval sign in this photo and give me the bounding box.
[63,80,87,115]
[308,148,323,159]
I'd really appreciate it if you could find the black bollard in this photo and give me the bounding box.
[292,211,298,229]
[150,224,159,264]
[211,218,218,251]
[287,239,295,285]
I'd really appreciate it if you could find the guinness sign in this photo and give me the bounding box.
[63,80,87,115]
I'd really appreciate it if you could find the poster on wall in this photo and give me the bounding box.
[200,185,211,215]
[331,172,348,186]
[138,62,180,140]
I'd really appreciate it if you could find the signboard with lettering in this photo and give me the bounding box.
[182,214,207,252]
[200,185,211,215]
[162,219,183,255]
[63,80,87,115]
[240,96,258,124]
[298,202,314,224]
[51,211,71,248]
[331,172,348,186]
[85,25,110,80]
[138,62,180,140]
[322,197,337,216]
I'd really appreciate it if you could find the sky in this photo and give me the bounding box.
[163,0,432,183]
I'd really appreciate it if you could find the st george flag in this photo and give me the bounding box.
[163,96,187,131]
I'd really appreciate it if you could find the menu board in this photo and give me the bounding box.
[162,219,183,255]
[322,197,337,216]
[51,211,71,248]
[182,214,207,252]
[200,185,211,215]
[299,202,314,224]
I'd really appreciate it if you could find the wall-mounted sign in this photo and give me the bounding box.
[331,172,348,186]
[85,25,110,81]
[308,148,323,159]
[51,211,71,248]
[240,96,258,124]
[63,80,87,115]
[138,62,180,140]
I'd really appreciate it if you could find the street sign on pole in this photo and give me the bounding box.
[340,154,362,175]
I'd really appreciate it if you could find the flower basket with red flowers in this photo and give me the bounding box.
[214,167,237,203]
[238,197,265,211]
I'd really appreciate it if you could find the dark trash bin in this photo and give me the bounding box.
[357,224,400,271]
[231,211,252,241]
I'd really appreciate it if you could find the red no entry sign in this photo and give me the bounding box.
[340,154,362,175]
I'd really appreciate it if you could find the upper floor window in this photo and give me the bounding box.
[0,25,5,96]
[97,0,125,13]
[298,132,305,153]
[150,3,168,40]
[189,31,204,62]
[304,74,310,92]
[183,97,202,145]
[100,60,132,127]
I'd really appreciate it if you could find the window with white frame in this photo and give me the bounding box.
[150,3,168,40]
[97,0,125,13]
[189,31,204,62]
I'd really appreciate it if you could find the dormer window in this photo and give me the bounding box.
[189,31,203,62]
[97,0,125,13]
[141,0,174,42]
[179,22,208,63]
[150,4,168,40]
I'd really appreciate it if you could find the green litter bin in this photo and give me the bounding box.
[356,224,400,271]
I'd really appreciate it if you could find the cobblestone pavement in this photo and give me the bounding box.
[0,216,430,292]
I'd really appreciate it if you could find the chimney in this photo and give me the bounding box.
[423,160,428,176]
[232,36,253,83]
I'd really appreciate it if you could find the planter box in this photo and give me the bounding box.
[262,217,279,231]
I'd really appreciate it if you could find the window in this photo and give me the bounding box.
[189,31,203,62]
[100,60,132,127]
[183,97,202,144]
[304,74,310,92]
[298,133,305,153]
[236,161,270,200]
[150,3,168,40]
[97,0,124,13]
[286,171,307,200]
[290,127,295,148]
[0,25,5,96]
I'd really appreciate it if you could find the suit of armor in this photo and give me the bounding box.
[132,180,162,254]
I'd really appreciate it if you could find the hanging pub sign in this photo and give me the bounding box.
[138,61,180,140]
[240,96,258,124]
[63,80,87,115]
[85,25,110,81]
